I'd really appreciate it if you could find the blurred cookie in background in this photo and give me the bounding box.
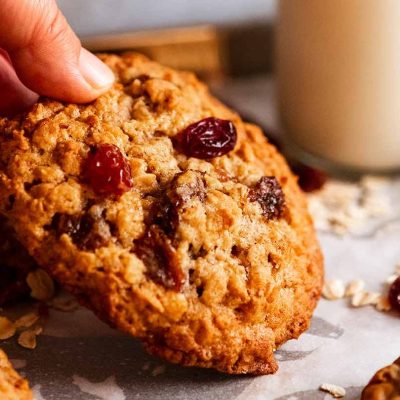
[361,357,400,400]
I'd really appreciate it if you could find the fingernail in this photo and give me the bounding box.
[79,48,114,90]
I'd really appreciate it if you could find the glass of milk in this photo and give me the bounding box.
[277,0,400,172]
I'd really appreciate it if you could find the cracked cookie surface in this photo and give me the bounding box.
[0,53,323,374]
[0,350,32,400]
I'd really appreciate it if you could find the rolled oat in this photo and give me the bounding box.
[319,383,346,398]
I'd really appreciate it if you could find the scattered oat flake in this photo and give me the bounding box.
[360,175,388,190]
[27,269,55,301]
[307,175,392,235]
[0,316,16,340]
[319,383,346,398]
[18,330,37,349]
[351,291,380,307]
[17,326,43,349]
[345,279,365,297]
[72,375,125,400]
[322,279,345,300]
[14,312,39,330]
[152,365,166,376]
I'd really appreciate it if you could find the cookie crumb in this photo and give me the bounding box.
[319,383,346,398]
[0,316,16,340]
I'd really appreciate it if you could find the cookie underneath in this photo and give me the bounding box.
[0,53,323,374]
[0,350,32,400]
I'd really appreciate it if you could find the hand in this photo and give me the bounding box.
[0,0,115,115]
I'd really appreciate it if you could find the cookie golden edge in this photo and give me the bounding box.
[0,52,323,375]
[0,349,32,400]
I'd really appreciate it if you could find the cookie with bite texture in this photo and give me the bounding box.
[0,53,323,374]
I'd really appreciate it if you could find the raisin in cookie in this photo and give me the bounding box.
[0,350,32,400]
[0,217,37,305]
[362,357,400,400]
[0,53,323,374]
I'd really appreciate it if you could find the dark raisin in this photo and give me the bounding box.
[51,213,81,236]
[168,171,205,207]
[153,198,179,235]
[196,285,204,297]
[292,164,327,193]
[134,74,150,83]
[151,171,206,235]
[249,176,286,219]
[51,211,111,251]
[135,225,185,292]
[178,117,237,159]
[388,276,400,312]
[231,245,240,257]
[83,144,133,196]
[78,214,111,250]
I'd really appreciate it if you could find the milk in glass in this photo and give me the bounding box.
[277,0,400,171]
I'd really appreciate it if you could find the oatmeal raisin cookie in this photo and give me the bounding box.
[0,53,323,374]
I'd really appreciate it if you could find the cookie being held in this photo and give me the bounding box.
[0,350,32,400]
[0,53,323,374]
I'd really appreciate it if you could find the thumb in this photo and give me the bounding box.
[0,0,114,103]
